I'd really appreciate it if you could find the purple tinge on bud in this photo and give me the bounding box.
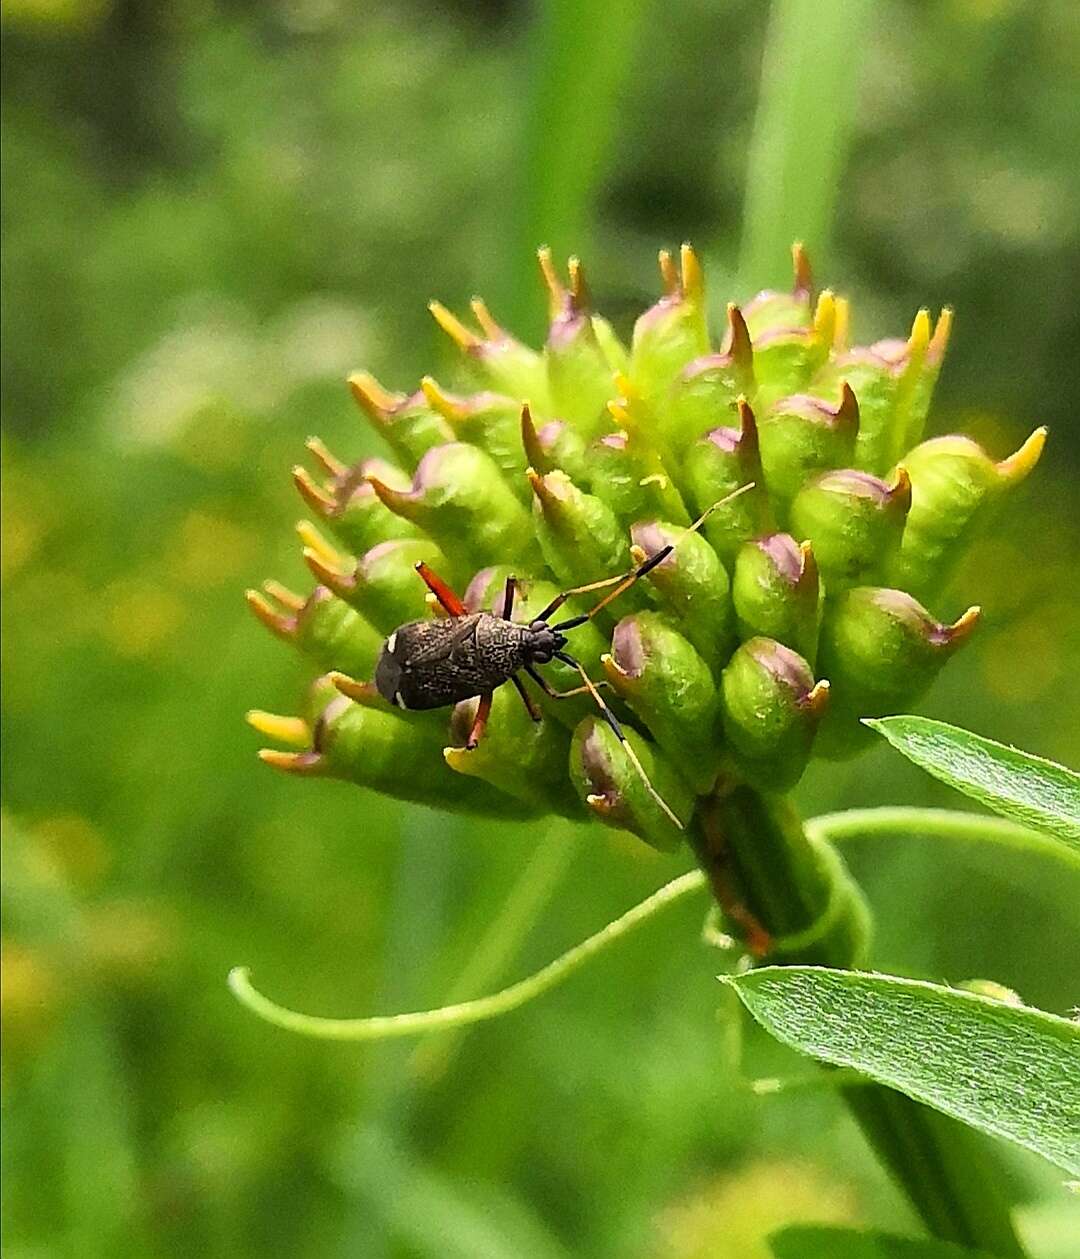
[816,586,981,758]
[682,399,772,560]
[420,378,529,494]
[628,244,710,410]
[369,441,539,572]
[732,533,821,667]
[887,427,1047,600]
[789,466,912,590]
[348,373,453,466]
[664,304,755,449]
[721,636,829,792]
[538,250,616,437]
[428,297,552,410]
[757,384,860,507]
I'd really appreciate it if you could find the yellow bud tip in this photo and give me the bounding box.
[536,246,565,317]
[328,671,380,704]
[364,473,411,515]
[657,248,679,297]
[469,296,504,342]
[246,710,312,747]
[257,748,323,776]
[888,464,914,511]
[908,308,932,358]
[303,547,351,595]
[791,241,812,296]
[797,539,818,584]
[245,589,295,640]
[305,436,347,477]
[929,307,953,363]
[428,300,479,350]
[296,519,346,569]
[348,371,401,420]
[600,651,630,684]
[420,375,467,422]
[833,296,851,352]
[997,426,1047,483]
[263,580,304,611]
[804,678,830,719]
[585,792,615,818]
[946,605,982,646]
[679,242,704,304]
[567,255,590,310]
[812,289,836,342]
[292,465,335,515]
[629,544,648,566]
[442,746,472,773]
[736,395,757,437]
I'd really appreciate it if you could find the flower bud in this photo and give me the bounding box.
[305,537,450,635]
[538,249,618,437]
[348,373,452,465]
[582,430,689,526]
[527,468,636,596]
[445,686,576,816]
[245,584,381,678]
[757,383,859,507]
[732,534,821,666]
[788,467,912,591]
[813,309,951,473]
[750,289,837,410]
[293,454,423,555]
[629,519,736,673]
[682,399,773,561]
[629,244,710,410]
[260,691,536,818]
[429,297,551,409]
[520,403,592,486]
[570,716,693,851]
[664,303,754,450]
[420,378,528,495]
[887,428,1046,600]
[368,442,540,572]
[740,242,814,340]
[816,587,980,757]
[603,613,720,793]
[721,637,829,792]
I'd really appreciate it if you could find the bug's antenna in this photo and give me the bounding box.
[546,483,756,631]
[554,650,683,830]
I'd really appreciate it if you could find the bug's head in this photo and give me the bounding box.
[524,619,566,663]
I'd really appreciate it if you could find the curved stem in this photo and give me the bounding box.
[229,869,706,1042]
[808,806,1080,872]
[692,786,1026,1257]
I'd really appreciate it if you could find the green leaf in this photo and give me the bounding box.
[722,966,1080,1175]
[866,716,1080,849]
[770,1224,1000,1259]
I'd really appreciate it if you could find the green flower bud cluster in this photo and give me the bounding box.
[247,243,1045,850]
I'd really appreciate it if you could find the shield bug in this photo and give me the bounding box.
[336,486,753,828]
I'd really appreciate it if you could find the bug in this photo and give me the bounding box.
[357,486,752,829]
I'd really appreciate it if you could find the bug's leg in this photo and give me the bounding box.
[499,575,517,621]
[551,651,684,830]
[510,673,542,722]
[545,483,757,631]
[414,561,467,616]
[523,664,608,701]
[465,692,493,750]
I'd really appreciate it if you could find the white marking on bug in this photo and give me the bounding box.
[394,691,407,709]
[386,631,397,653]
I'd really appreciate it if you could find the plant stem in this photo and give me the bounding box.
[691,783,1026,1256]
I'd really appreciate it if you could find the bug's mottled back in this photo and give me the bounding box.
[375,614,531,710]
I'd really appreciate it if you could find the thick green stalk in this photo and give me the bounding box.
[691,784,1026,1257]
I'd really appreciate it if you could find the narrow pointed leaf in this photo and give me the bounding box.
[723,966,1080,1175]
[866,716,1080,848]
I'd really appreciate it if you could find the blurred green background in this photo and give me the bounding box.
[2,1,1079,1256]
